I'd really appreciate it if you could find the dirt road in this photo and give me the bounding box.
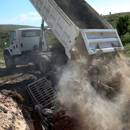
[0,60,46,109]
[0,61,42,91]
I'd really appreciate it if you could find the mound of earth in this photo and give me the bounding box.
[0,90,34,130]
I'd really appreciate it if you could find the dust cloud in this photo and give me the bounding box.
[57,54,130,130]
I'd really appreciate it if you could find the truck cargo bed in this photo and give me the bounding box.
[54,0,112,29]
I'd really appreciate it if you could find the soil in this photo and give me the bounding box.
[0,92,28,130]
[0,53,65,130]
[0,62,42,92]
[0,61,43,130]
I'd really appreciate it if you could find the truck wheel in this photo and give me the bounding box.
[5,56,15,69]
[51,51,67,66]
[38,56,51,74]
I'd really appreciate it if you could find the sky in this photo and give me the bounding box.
[0,0,130,27]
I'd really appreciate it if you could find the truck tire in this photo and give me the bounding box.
[38,56,51,74]
[51,51,67,66]
[5,55,15,69]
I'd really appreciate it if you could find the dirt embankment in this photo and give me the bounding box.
[0,64,42,130]
[0,90,33,130]
[0,64,41,91]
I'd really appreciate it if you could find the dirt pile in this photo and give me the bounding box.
[0,90,33,130]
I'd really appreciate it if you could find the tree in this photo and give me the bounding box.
[116,15,130,37]
[48,31,64,51]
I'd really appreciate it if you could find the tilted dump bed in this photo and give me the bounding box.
[54,0,112,29]
[29,0,124,58]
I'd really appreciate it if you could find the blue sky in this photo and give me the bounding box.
[0,0,130,27]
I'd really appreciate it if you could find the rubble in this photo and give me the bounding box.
[1,52,130,130]
[26,77,57,107]
[33,106,81,130]
[51,108,81,130]
[1,55,130,130]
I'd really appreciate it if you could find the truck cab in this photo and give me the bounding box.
[4,28,47,69]
[5,28,46,56]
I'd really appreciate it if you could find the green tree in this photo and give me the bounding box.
[116,15,130,37]
[48,31,64,51]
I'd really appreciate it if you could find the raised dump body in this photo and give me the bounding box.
[29,0,124,58]
[54,0,112,29]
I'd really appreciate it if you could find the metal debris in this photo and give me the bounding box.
[26,77,57,108]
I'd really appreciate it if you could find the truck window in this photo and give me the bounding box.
[22,30,40,37]
[12,31,16,41]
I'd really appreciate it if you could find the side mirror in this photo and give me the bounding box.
[4,42,8,47]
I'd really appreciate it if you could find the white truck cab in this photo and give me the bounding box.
[5,28,46,56]
[4,28,49,69]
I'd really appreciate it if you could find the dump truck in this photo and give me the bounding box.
[4,0,124,73]
[29,0,124,57]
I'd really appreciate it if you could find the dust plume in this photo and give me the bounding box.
[57,54,130,130]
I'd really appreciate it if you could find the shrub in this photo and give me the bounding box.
[116,15,130,37]
[48,31,64,51]
[121,33,130,45]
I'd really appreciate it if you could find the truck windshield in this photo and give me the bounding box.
[22,30,40,37]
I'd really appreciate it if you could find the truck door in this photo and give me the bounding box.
[10,31,21,55]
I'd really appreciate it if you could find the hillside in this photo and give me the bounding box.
[0,25,38,50]
[0,24,62,51]
[0,24,37,33]
[0,12,130,32]
[103,12,130,27]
